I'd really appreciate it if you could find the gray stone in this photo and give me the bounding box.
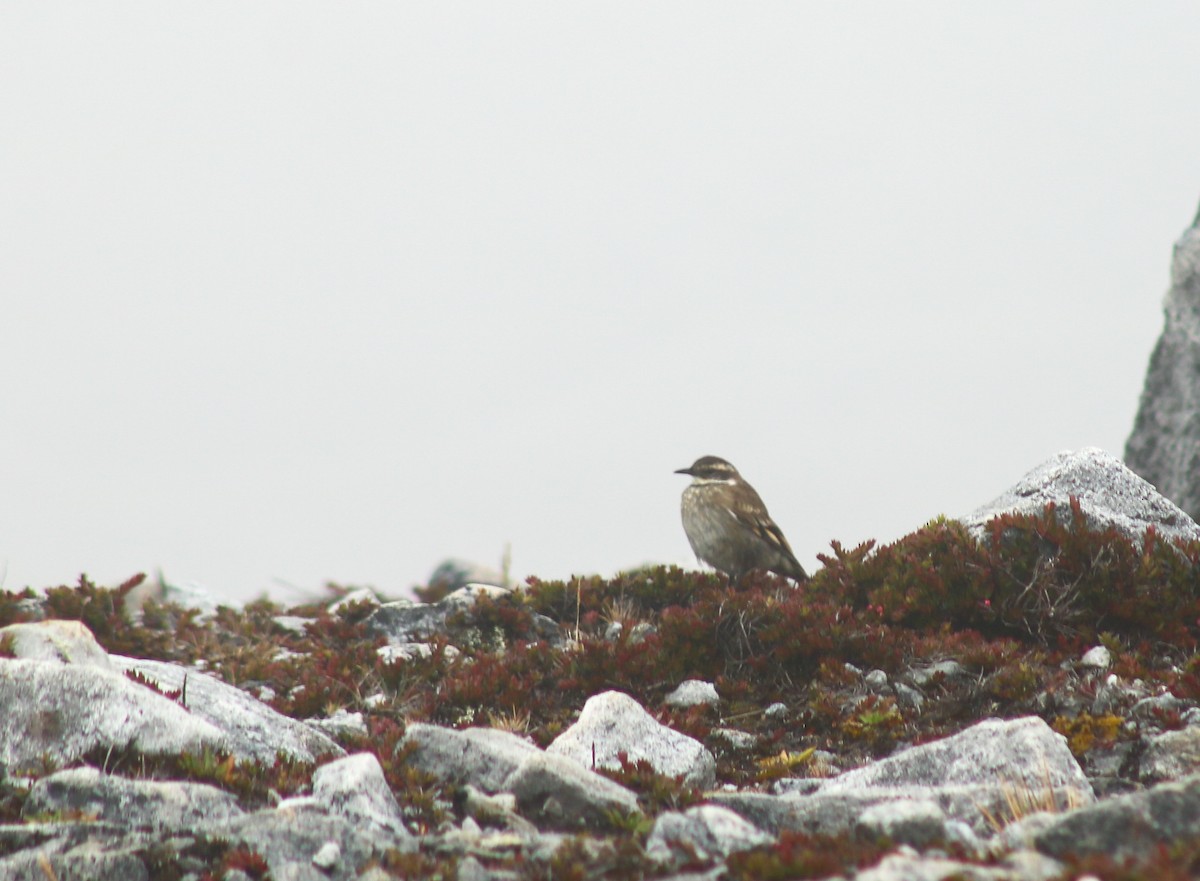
[116,656,344,764]
[427,558,507,594]
[664,680,719,708]
[710,728,758,750]
[546,691,716,789]
[821,717,1092,797]
[0,620,114,670]
[714,780,1089,840]
[201,807,390,881]
[960,447,1200,548]
[1126,206,1200,521]
[855,799,949,849]
[0,658,224,775]
[311,753,414,846]
[0,847,150,881]
[1130,692,1194,724]
[645,805,771,865]
[307,708,367,740]
[23,767,242,830]
[402,722,541,793]
[851,850,1040,881]
[1139,726,1200,783]
[1031,772,1200,860]
[504,752,639,830]
[366,583,512,643]
[905,660,969,688]
[864,669,889,691]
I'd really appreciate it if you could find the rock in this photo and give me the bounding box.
[960,447,1200,548]
[427,558,507,594]
[1130,692,1194,725]
[822,717,1092,796]
[116,656,344,764]
[1080,646,1112,670]
[368,587,507,644]
[664,680,719,709]
[22,767,242,830]
[327,586,382,614]
[402,722,541,793]
[713,719,1093,840]
[1125,205,1200,521]
[864,669,889,692]
[905,660,969,688]
[0,657,225,775]
[0,845,151,881]
[504,752,640,830]
[855,799,950,849]
[1030,772,1200,860]
[0,620,114,669]
[1138,726,1200,783]
[645,805,772,865]
[711,728,758,750]
[852,849,1060,881]
[377,642,461,663]
[311,840,341,870]
[367,583,562,649]
[311,753,414,845]
[201,807,391,881]
[546,691,716,789]
[307,708,368,740]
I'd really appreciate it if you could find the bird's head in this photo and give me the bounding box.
[674,456,740,481]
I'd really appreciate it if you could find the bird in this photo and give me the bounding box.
[674,455,808,584]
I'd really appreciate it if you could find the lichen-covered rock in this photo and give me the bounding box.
[0,658,225,775]
[365,584,513,643]
[402,722,541,793]
[854,799,951,849]
[960,447,1200,548]
[1030,772,1200,860]
[1138,726,1200,784]
[821,717,1091,797]
[201,806,392,881]
[311,753,414,846]
[0,620,114,669]
[22,767,243,830]
[116,656,344,764]
[645,804,771,866]
[1126,205,1200,521]
[546,690,716,789]
[504,752,639,830]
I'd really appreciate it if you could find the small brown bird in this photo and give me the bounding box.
[675,455,808,584]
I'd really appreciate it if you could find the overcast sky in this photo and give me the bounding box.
[3,4,1199,603]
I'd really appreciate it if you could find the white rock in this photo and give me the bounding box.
[0,620,113,670]
[960,447,1200,548]
[664,679,719,708]
[1081,645,1113,670]
[547,691,716,789]
[645,805,771,864]
[0,658,225,774]
[311,753,412,842]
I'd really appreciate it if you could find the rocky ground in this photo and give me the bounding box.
[2,447,1200,880]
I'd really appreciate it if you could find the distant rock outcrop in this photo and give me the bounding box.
[1126,203,1200,518]
[960,446,1200,547]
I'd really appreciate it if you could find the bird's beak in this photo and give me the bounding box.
[674,467,693,475]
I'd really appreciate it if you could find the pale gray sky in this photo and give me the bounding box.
[3,4,1198,602]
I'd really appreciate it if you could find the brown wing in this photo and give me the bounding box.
[725,488,796,556]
